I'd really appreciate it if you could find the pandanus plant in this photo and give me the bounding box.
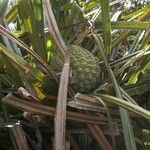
[0,0,150,150]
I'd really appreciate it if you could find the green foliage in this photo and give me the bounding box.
[0,0,150,149]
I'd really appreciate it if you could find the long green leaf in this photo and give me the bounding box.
[111,21,150,30]
[6,5,18,23]
[96,94,150,120]
[0,24,58,82]
[94,34,137,150]
[0,43,30,72]
[115,46,150,76]
[122,6,150,20]
[18,0,45,59]
[95,21,150,30]
[96,1,137,147]
[101,0,111,56]
[0,0,8,23]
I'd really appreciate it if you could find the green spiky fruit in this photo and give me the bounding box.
[50,45,101,93]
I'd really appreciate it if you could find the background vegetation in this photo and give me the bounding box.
[0,0,150,150]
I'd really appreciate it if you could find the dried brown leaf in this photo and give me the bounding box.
[2,93,109,125]
[68,93,118,114]
[43,1,71,149]
[9,123,29,150]
[88,124,113,150]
